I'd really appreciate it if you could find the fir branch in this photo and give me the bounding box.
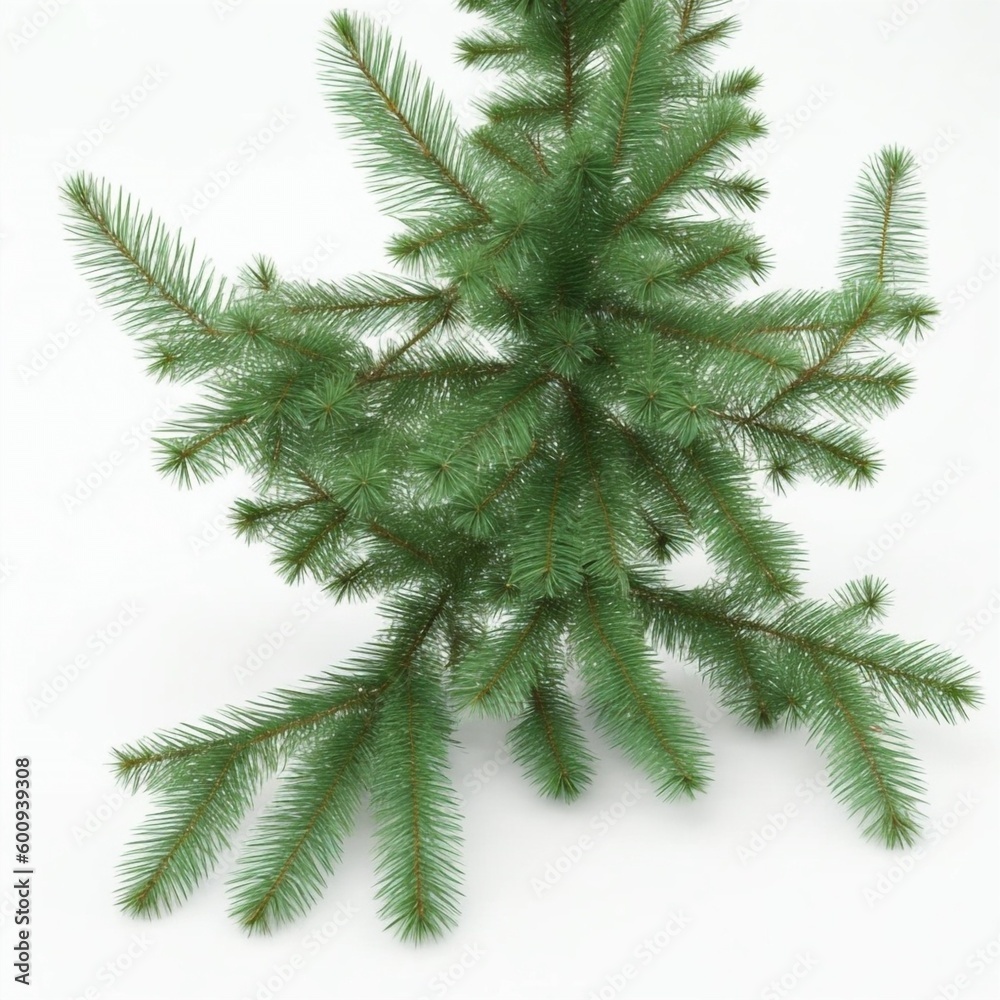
[603,0,670,167]
[360,298,457,382]
[472,132,536,178]
[65,0,977,939]
[229,714,375,931]
[321,13,490,220]
[455,439,541,536]
[455,601,558,716]
[370,656,463,941]
[508,454,583,596]
[633,585,980,724]
[563,386,629,589]
[611,418,695,530]
[839,146,926,292]
[362,360,512,385]
[282,275,450,319]
[750,287,882,419]
[525,132,551,176]
[558,0,576,131]
[273,506,351,583]
[112,676,388,793]
[441,372,555,466]
[804,653,924,846]
[456,31,526,68]
[509,678,595,801]
[677,442,801,600]
[155,415,252,487]
[614,99,756,231]
[61,174,232,350]
[388,215,486,266]
[711,412,881,488]
[367,520,438,567]
[118,744,258,917]
[575,582,711,798]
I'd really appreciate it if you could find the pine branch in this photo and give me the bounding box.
[676,440,802,600]
[574,581,711,798]
[455,600,556,714]
[228,714,375,932]
[614,99,759,231]
[321,13,490,220]
[61,174,232,373]
[804,654,924,846]
[117,745,265,917]
[634,585,981,724]
[839,146,926,292]
[750,286,883,420]
[508,677,595,801]
[112,670,391,794]
[66,0,977,939]
[370,659,463,941]
[558,0,576,131]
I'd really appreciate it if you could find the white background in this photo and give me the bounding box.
[1,1,998,998]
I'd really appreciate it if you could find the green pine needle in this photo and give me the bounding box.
[60,0,979,940]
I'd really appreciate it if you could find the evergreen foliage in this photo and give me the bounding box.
[62,0,979,940]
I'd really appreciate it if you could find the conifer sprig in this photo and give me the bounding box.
[62,0,978,940]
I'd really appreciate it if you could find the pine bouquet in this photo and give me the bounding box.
[62,0,979,941]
